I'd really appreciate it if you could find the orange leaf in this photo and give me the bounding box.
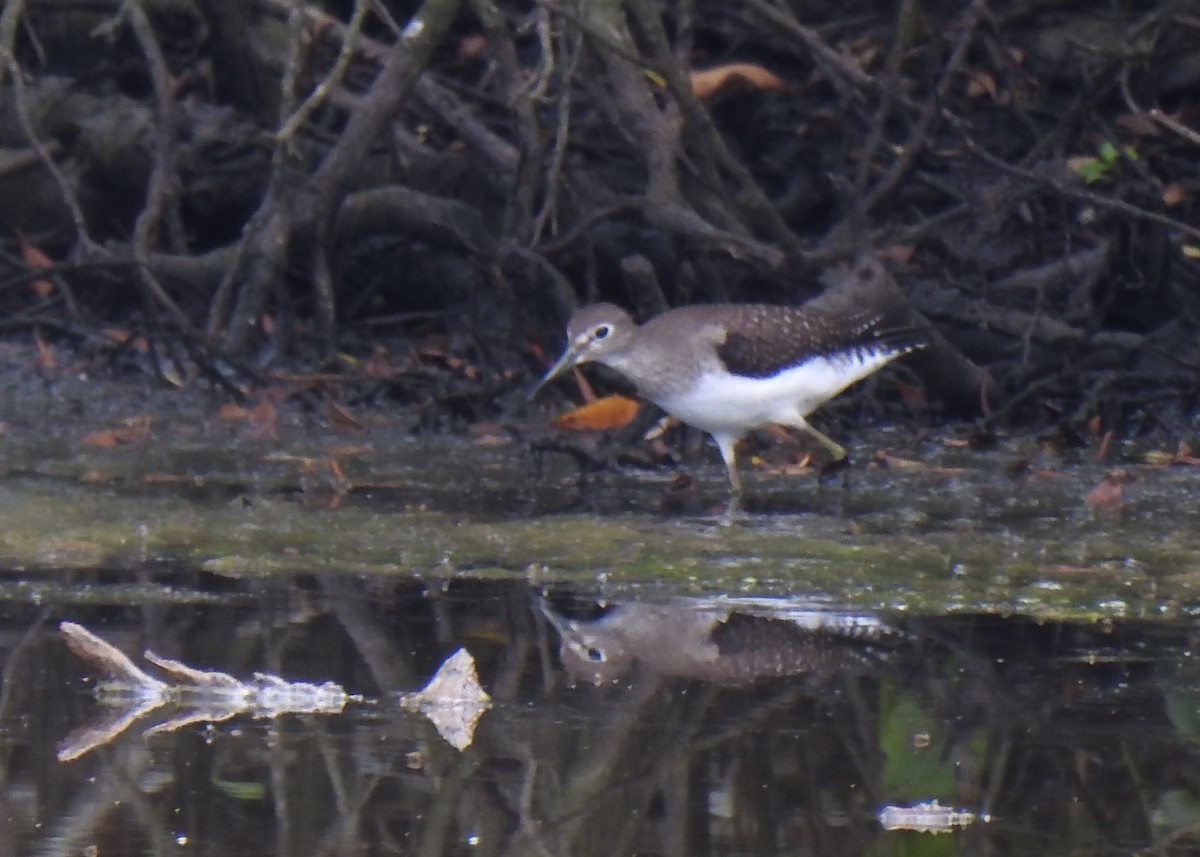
[103,328,134,344]
[18,234,55,299]
[33,329,56,370]
[78,430,107,449]
[878,244,915,265]
[324,400,365,432]
[551,395,640,431]
[965,70,998,99]
[245,401,278,439]
[690,63,791,100]
[83,422,150,448]
[365,346,395,378]
[18,234,52,269]
[1084,468,1135,514]
[143,472,191,484]
[457,34,487,60]
[1163,182,1186,207]
[218,402,248,421]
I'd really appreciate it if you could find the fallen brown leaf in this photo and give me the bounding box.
[1115,111,1160,136]
[870,451,968,476]
[552,395,640,431]
[1084,468,1136,514]
[83,419,152,448]
[142,473,192,484]
[102,328,134,345]
[878,244,915,265]
[18,234,55,299]
[1168,440,1200,466]
[457,33,488,60]
[324,443,373,457]
[245,401,278,440]
[365,346,395,378]
[324,400,365,432]
[32,329,56,371]
[965,69,998,99]
[690,63,791,100]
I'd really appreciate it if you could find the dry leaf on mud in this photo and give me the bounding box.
[18,234,55,299]
[551,395,640,431]
[1084,468,1136,514]
[690,63,791,100]
[324,400,365,432]
[83,417,152,448]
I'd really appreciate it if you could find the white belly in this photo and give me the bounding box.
[654,350,899,435]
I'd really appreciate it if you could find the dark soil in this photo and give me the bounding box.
[2,0,1199,458]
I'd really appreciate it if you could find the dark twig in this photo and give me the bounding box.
[0,48,101,257]
[962,135,1200,244]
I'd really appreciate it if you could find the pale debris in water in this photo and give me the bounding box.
[56,621,359,762]
[877,800,992,833]
[400,647,491,751]
[60,621,169,700]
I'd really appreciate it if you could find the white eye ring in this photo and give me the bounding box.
[593,324,612,340]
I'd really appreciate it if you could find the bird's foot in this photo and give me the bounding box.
[818,455,851,485]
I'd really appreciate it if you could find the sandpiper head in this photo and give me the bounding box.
[537,598,630,686]
[529,303,636,398]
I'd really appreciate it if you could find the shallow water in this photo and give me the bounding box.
[4,573,1200,856]
[2,434,1200,855]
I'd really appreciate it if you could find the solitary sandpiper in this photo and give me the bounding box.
[531,300,929,512]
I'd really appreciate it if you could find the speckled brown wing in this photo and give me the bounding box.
[711,305,905,378]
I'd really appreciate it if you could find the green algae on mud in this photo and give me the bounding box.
[0,457,1195,619]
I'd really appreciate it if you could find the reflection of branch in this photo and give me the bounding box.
[59,622,487,762]
[56,694,167,763]
[0,609,50,723]
[59,621,168,695]
[57,622,357,761]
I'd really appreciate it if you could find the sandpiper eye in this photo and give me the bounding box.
[593,324,611,340]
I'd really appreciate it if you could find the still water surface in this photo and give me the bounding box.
[3,434,1200,855]
[2,571,1199,856]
